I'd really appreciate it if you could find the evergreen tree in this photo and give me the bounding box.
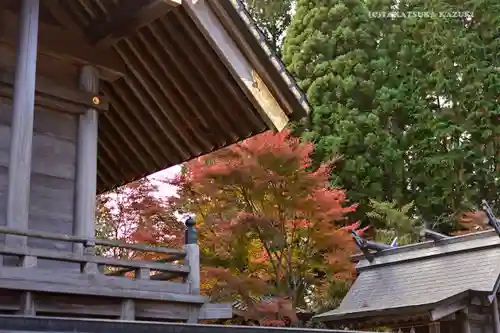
[283,0,500,232]
[243,0,294,56]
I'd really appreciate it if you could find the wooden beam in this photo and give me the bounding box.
[0,266,206,303]
[42,0,83,33]
[183,0,289,131]
[0,225,186,257]
[0,244,189,275]
[430,298,469,321]
[0,9,125,81]
[0,71,108,113]
[87,0,182,46]
[6,0,39,249]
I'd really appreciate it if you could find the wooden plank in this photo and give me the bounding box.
[183,0,289,131]
[0,266,205,302]
[28,174,75,263]
[0,84,89,114]
[0,71,109,112]
[5,0,39,249]
[0,101,78,142]
[0,10,125,81]
[0,244,189,274]
[0,225,187,256]
[198,303,233,320]
[0,41,81,89]
[0,125,77,180]
[0,294,229,320]
[42,0,83,33]
[0,293,233,320]
[87,0,182,46]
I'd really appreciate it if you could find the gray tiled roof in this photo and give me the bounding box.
[314,230,500,322]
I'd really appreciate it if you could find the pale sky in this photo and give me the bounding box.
[149,164,182,198]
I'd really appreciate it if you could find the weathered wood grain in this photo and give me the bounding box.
[0,9,126,81]
[0,244,189,274]
[0,293,231,320]
[0,100,77,268]
[0,267,204,302]
[5,0,39,248]
[74,66,99,257]
[87,0,181,46]
[0,71,109,113]
[0,42,81,91]
[120,299,136,320]
[0,225,187,256]
[0,102,78,142]
[184,244,200,295]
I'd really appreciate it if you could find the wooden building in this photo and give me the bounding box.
[313,229,500,333]
[0,0,309,324]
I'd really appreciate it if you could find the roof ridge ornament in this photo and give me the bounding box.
[350,228,393,263]
[482,200,500,237]
[419,227,449,241]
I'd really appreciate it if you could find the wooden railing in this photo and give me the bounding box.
[0,217,208,322]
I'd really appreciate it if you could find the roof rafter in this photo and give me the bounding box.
[0,9,125,81]
[86,0,182,46]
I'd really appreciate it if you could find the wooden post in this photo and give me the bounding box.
[492,297,500,333]
[184,217,200,323]
[120,299,135,320]
[5,0,40,248]
[457,309,471,333]
[428,322,441,333]
[18,255,37,315]
[74,66,99,273]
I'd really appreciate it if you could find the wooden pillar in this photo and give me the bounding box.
[492,297,500,333]
[428,322,440,333]
[457,309,471,333]
[74,66,99,258]
[184,217,200,323]
[6,0,40,248]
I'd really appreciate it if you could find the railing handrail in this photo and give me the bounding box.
[0,226,186,256]
[0,244,189,275]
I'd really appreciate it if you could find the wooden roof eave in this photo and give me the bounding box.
[313,291,472,327]
[206,0,311,123]
[1,0,312,192]
[183,0,291,132]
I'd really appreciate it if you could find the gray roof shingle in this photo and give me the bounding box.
[314,230,500,323]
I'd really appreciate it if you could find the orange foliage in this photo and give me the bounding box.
[96,177,184,260]
[171,130,357,323]
[453,210,491,236]
[109,130,358,326]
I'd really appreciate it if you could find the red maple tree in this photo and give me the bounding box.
[105,130,358,325]
[96,177,184,260]
[166,129,357,324]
